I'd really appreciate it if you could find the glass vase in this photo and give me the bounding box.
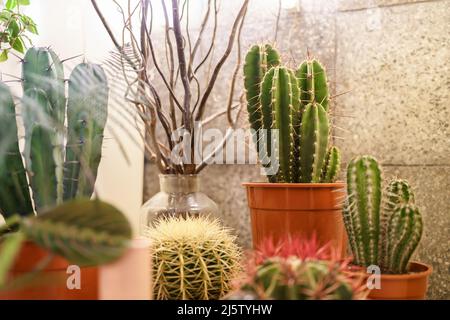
[140,174,220,234]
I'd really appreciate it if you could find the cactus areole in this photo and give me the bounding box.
[243,45,345,253]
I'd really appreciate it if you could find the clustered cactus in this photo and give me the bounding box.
[343,156,423,274]
[0,47,109,218]
[146,217,242,300]
[228,238,367,300]
[244,44,340,183]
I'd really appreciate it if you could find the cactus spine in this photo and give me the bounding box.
[343,156,423,274]
[0,47,108,217]
[244,45,340,183]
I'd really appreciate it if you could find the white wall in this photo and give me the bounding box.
[0,0,145,233]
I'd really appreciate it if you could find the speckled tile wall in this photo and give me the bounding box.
[143,0,449,299]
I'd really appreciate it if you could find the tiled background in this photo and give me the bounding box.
[144,0,450,299]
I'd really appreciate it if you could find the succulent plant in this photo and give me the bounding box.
[229,237,367,300]
[343,155,423,274]
[0,198,132,288]
[0,47,109,218]
[244,45,340,183]
[146,217,242,300]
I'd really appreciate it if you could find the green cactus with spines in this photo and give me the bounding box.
[147,217,241,300]
[296,58,329,111]
[0,47,109,219]
[22,48,66,202]
[64,63,109,199]
[244,46,340,183]
[299,102,329,183]
[0,84,33,218]
[384,204,423,274]
[343,156,424,274]
[321,146,341,183]
[235,258,359,300]
[344,155,382,266]
[244,44,280,142]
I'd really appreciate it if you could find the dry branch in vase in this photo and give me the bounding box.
[91,0,250,174]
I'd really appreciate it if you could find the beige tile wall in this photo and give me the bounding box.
[143,0,449,299]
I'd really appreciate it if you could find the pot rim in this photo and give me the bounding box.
[242,182,345,188]
[349,261,433,280]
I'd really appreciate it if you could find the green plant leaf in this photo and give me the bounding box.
[21,199,132,266]
[0,50,8,62]
[18,0,30,5]
[5,0,18,10]
[10,36,24,53]
[0,232,24,288]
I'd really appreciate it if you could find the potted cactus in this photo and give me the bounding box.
[0,47,111,299]
[243,44,345,254]
[343,156,432,299]
[227,237,368,300]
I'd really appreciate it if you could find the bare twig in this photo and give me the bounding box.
[195,0,249,121]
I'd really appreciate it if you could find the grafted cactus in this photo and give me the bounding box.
[244,45,340,183]
[0,47,109,218]
[343,156,423,274]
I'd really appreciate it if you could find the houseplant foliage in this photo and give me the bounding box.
[343,155,431,299]
[0,198,133,289]
[244,44,341,183]
[0,46,108,219]
[145,217,241,300]
[0,0,38,61]
[228,238,367,300]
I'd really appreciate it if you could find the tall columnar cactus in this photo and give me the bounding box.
[64,63,109,199]
[0,47,109,218]
[244,45,340,183]
[343,156,423,274]
[244,44,280,155]
[0,84,33,217]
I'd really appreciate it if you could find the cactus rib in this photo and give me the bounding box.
[0,83,33,217]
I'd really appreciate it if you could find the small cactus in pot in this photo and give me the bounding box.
[227,237,368,300]
[242,45,345,253]
[343,155,423,274]
[244,45,340,183]
[343,156,432,299]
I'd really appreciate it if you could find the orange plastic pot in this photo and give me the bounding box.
[243,182,347,257]
[347,262,432,300]
[0,241,98,300]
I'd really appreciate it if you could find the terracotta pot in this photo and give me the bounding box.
[347,262,432,300]
[0,241,98,300]
[243,182,347,257]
